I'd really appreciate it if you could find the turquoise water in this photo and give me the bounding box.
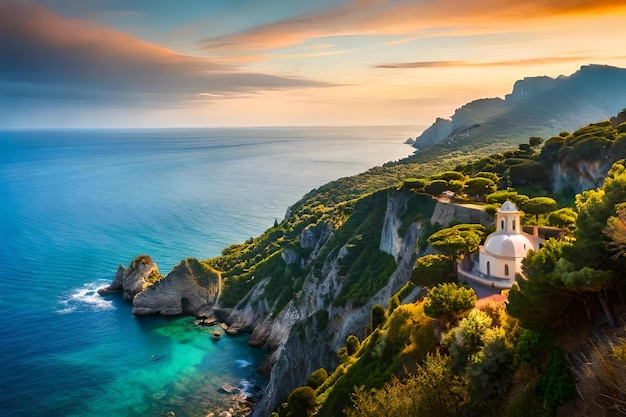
[0,127,415,416]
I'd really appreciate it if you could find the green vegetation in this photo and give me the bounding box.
[206,112,626,417]
[423,283,477,328]
[427,224,487,260]
[411,254,456,287]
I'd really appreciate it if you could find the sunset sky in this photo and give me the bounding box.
[2,0,626,128]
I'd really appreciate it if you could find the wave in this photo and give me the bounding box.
[234,359,253,368]
[57,281,115,314]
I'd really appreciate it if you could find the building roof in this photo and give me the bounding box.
[499,200,520,213]
[484,232,534,258]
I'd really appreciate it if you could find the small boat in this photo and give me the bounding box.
[150,354,165,361]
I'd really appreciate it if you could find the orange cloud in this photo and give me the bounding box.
[0,2,329,104]
[374,56,600,69]
[198,0,626,52]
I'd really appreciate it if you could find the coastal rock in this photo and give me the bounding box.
[97,264,125,294]
[132,257,221,316]
[98,255,161,302]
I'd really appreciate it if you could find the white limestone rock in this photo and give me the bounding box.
[132,257,220,316]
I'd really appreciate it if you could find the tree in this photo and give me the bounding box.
[605,204,626,260]
[554,258,616,327]
[371,304,387,331]
[522,197,557,223]
[507,239,579,332]
[427,224,486,260]
[570,160,626,270]
[447,179,465,194]
[346,354,469,417]
[444,309,493,370]
[529,136,544,147]
[346,335,360,356]
[388,294,400,314]
[437,171,466,182]
[411,254,456,286]
[475,171,500,183]
[403,178,427,191]
[509,160,545,186]
[546,207,577,229]
[423,283,477,327]
[307,368,329,389]
[486,190,529,207]
[424,180,448,196]
[285,386,317,417]
[465,177,497,200]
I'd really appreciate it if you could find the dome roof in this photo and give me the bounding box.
[484,232,534,258]
[499,200,520,213]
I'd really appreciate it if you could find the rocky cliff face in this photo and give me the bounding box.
[132,258,221,316]
[251,226,422,417]
[505,75,560,103]
[98,254,161,301]
[100,255,221,316]
[380,192,407,259]
[430,200,494,228]
[412,65,626,152]
[232,194,495,416]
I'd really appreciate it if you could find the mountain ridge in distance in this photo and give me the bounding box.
[412,64,626,152]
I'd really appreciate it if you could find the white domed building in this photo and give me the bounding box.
[459,201,543,288]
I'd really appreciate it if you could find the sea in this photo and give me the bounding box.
[0,126,417,417]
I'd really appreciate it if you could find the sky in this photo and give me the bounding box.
[1,0,626,128]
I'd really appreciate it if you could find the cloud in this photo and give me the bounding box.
[198,0,626,53]
[373,56,598,69]
[0,2,328,106]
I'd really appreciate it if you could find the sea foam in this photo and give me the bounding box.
[57,281,114,314]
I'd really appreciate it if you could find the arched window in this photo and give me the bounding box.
[487,261,490,276]
[501,220,505,230]
[512,219,516,231]
[504,264,509,276]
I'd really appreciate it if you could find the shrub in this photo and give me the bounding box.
[285,386,317,417]
[388,294,400,314]
[436,171,466,181]
[465,177,496,199]
[308,368,329,390]
[371,304,387,331]
[411,254,456,287]
[475,171,500,183]
[547,207,577,229]
[424,180,448,196]
[346,335,360,356]
[538,351,576,407]
[423,283,476,327]
[522,197,558,222]
[509,160,545,186]
[403,178,427,190]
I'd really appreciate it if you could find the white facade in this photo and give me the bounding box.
[477,201,542,285]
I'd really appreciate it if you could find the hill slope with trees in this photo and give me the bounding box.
[200,111,626,416]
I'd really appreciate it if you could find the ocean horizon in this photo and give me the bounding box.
[0,126,418,417]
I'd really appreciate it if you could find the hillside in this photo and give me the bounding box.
[406,65,626,171]
[195,111,626,417]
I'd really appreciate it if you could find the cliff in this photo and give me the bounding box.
[133,258,221,316]
[412,65,626,153]
[98,254,161,301]
[198,189,490,416]
[248,192,427,416]
[100,255,221,316]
